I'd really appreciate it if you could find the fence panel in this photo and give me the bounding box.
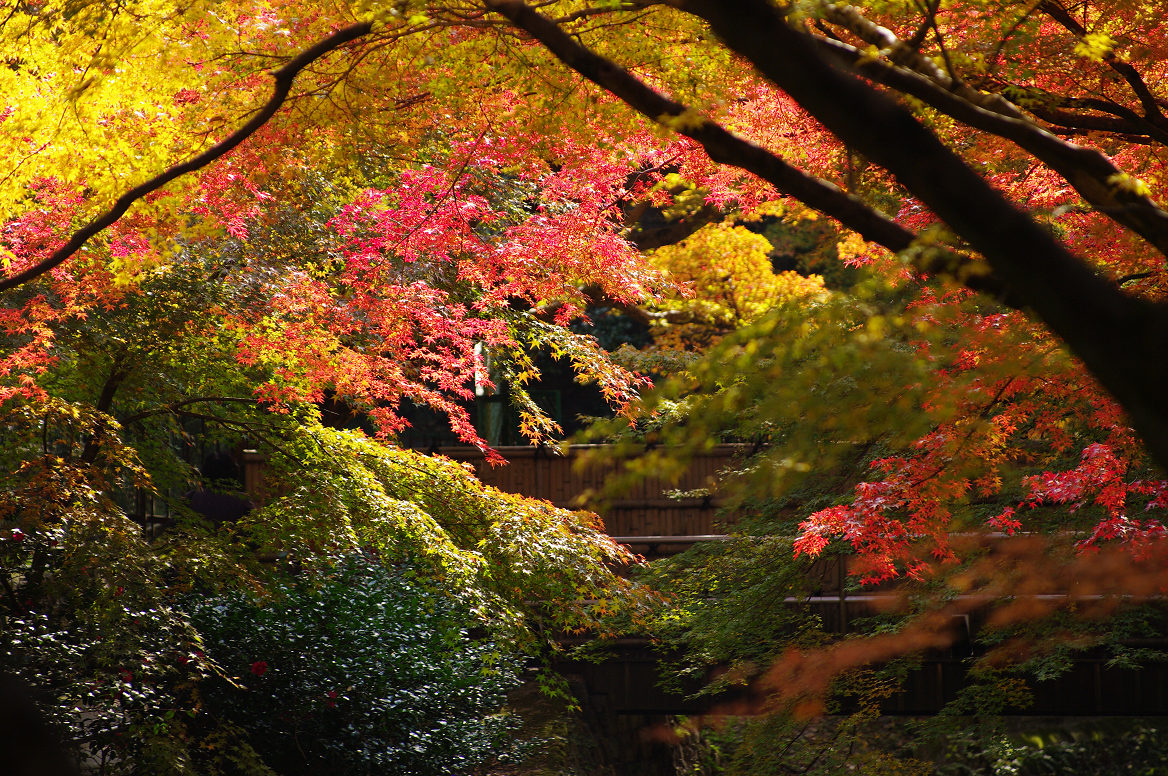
[437,444,747,538]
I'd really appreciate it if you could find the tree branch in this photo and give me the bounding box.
[169,408,298,462]
[809,24,1168,261]
[675,0,1168,472]
[0,22,375,294]
[122,396,259,425]
[1037,0,1168,126]
[483,0,1017,304]
[1025,106,1165,141]
[80,361,129,463]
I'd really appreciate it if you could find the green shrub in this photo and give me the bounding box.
[188,554,524,775]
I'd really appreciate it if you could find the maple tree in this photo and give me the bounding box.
[641,219,827,350]
[4,0,1168,769]
[489,0,1168,460]
[472,0,1168,572]
[509,0,1168,766]
[0,4,668,769]
[5,0,1165,544]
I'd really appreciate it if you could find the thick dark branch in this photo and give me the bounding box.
[484,0,1015,303]
[812,31,1168,260]
[0,22,375,294]
[1118,270,1160,285]
[678,0,1168,472]
[94,364,128,414]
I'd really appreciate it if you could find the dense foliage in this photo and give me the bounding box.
[0,392,648,772]
[5,0,1167,584]
[189,554,524,776]
[5,0,1168,772]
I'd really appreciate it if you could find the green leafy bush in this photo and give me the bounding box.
[929,722,1168,776]
[188,553,525,776]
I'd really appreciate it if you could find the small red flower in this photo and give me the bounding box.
[11,528,24,542]
[250,660,268,677]
[325,690,337,708]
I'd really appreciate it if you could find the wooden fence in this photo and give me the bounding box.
[238,443,747,539]
[436,444,748,538]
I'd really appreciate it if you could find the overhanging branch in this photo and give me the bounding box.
[675,0,1168,471]
[812,7,1168,261]
[484,0,1016,303]
[122,396,259,425]
[0,22,375,295]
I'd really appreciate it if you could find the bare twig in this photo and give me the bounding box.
[1038,0,1167,126]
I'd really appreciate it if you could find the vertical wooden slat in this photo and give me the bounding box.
[242,450,267,504]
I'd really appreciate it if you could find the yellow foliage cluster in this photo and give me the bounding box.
[1073,31,1116,61]
[2,0,240,211]
[647,221,826,349]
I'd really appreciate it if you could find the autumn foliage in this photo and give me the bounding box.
[4,0,1168,769]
